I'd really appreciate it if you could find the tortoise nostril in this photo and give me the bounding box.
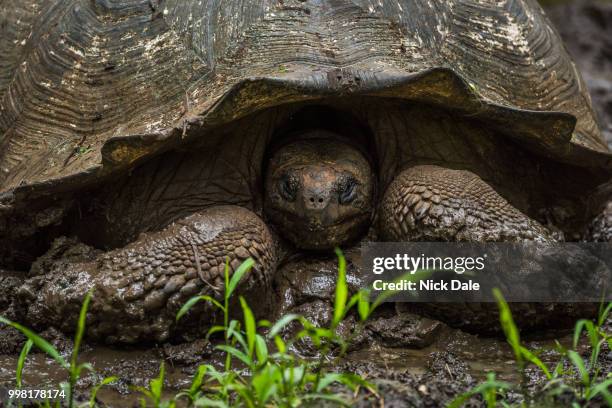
[310,197,315,203]
[318,198,323,203]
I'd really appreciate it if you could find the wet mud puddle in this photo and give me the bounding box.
[0,327,577,406]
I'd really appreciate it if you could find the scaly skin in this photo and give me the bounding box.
[380,165,555,242]
[18,206,276,343]
[378,165,587,333]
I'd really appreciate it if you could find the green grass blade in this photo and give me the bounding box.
[239,297,256,358]
[315,373,342,392]
[257,319,271,328]
[227,258,254,299]
[266,314,301,338]
[590,379,612,404]
[251,365,278,404]
[597,302,612,327]
[227,320,248,352]
[283,365,305,384]
[177,295,225,322]
[448,391,474,408]
[519,346,552,380]
[274,335,286,354]
[205,325,226,339]
[16,339,33,387]
[448,372,511,408]
[493,288,522,366]
[193,396,230,407]
[150,362,165,404]
[133,385,154,401]
[334,373,375,391]
[72,291,92,374]
[567,350,590,387]
[573,319,592,349]
[0,317,68,369]
[89,376,118,408]
[333,247,348,328]
[188,365,207,398]
[215,345,252,367]
[357,290,370,322]
[255,334,268,366]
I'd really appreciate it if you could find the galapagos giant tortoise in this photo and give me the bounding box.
[0,0,610,343]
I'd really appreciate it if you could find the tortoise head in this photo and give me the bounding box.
[264,131,374,250]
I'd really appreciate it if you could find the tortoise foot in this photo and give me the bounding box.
[19,206,277,344]
[379,165,555,243]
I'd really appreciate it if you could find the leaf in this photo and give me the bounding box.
[448,372,510,408]
[251,365,279,404]
[16,339,33,387]
[335,373,375,391]
[590,379,612,404]
[226,320,248,352]
[193,396,230,407]
[205,325,226,339]
[72,291,92,376]
[519,346,552,380]
[0,317,68,369]
[267,314,301,338]
[239,297,256,358]
[232,384,256,408]
[254,335,268,366]
[357,291,370,322]
[597,302,612,327]
[216,345,252,367]
[89,376,118,408]
[446,390,476,408]
[573,319,593,349]
[149,362,165,403]
[567,350,590,387]
[283,365,305,385]
[188,365,207,398]
[493,288,522,366]
[227,258,254,300]
[76,362,94,379]
[333,247,348,328]
[177,295,224,321]
[316,373,343,392]
[273,335,286,354]
[200,364,226,385]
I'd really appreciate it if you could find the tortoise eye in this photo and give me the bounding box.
[278,174,298,202]
[339,178,357,204]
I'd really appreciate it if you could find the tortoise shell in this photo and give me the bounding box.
[0,0,609,200]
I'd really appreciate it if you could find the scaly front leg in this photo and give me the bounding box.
[19,206,277,343]
[376,165,591,332]
[379,165,554,242]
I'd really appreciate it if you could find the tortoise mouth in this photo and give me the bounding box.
[265,206,372,250]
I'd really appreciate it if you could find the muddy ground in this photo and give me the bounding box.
[0,246,610,407]
[1,1,612,407]
[0,303,609,407]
